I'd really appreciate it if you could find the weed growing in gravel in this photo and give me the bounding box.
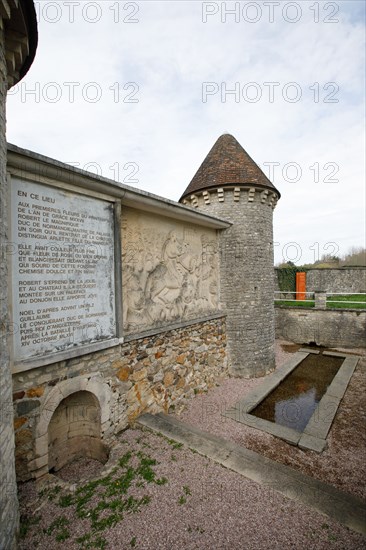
[43,515,70,541]
[320,523,338,542]
[167,439,183,450]
[178,485,192,505]
[39,485,61,501]
[76,532,107,549]
[59,494,73,507]
[152,431,184,451]
[183,485,191,495]
[29,446,170,548]
[19,514,41,539]
[306,523,339,544]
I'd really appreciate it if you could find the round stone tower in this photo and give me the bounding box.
[180,134,280,378]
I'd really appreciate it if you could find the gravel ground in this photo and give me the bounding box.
[17,340,366,549]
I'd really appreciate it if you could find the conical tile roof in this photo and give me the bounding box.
[180,134,280,200]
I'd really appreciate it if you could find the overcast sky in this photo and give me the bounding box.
[7,0,365,265]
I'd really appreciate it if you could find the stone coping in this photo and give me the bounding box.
[123,312,226,342]
[12,337,120,374]
[275,305,366,313]
[223,350,360,453]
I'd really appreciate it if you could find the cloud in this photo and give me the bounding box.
[6,0,365,264]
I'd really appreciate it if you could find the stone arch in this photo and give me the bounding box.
[48,391,108,472]
[33,375,112,478]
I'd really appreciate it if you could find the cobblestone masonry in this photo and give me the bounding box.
[183,188,277,377]
[0,22,18,550]
[12,316,227,481]
[275,307,366,348]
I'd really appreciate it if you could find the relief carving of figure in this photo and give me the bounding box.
[122,264,145,327]
[146,231,190,306]
[123,218,219,332]
[198,237,218,309]
[122,228,146,328]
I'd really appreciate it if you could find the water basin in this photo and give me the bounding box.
[251,353,343,432]
[223,348,360,452]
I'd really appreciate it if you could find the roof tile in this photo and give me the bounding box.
[180,134,280,200]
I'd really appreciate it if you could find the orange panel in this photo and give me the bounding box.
[296,272,306,300]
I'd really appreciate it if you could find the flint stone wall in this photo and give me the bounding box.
[12,316,227,481]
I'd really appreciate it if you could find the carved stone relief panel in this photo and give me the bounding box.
[122,208,219,333]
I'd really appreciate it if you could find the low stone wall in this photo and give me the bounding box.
[274,267,366,294]
[275,307,366,348]
[307,268,366,293]
[12,315,227,481]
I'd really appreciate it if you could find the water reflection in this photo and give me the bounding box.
[274,388,317,432]
[252,353,342,432]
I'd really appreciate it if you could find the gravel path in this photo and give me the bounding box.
[18,428,365,550]
[17,340,366,549]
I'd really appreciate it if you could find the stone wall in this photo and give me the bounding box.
[184,187,277,377]
[48,391,108,473]
[275,307,366,348]
[274,268,366,294]
[307,268,366,293]
[0,21,19,550]
[12,315,227,481]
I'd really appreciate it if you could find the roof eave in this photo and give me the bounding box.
[7,143,232,231]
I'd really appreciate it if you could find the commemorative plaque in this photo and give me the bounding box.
[10,178,117,366]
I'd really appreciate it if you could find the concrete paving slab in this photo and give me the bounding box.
[326,380,350,399]
[245,415,301,445]
[138,411,232,462]
[323,351,349,358]
[341,356,360,370]
[298,433,327,453]
[303,394,341,439]
[323,352,361,364]
[299,348,320,354]
[137,413,366,536]
[223,409,301,445]
[326,357,358,397]
[304,355,359,439]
